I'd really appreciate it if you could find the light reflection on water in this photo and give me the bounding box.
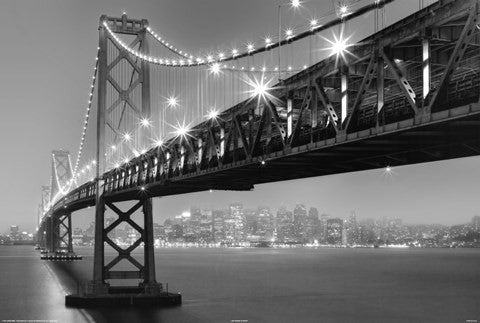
[1,246,479,323]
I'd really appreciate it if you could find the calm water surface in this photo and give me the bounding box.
[0,245,479,323]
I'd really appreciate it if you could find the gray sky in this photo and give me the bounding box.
[0,0,478,233]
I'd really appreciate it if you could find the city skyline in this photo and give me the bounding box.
[1,0,480,233]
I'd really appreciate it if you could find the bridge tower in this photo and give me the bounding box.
[89,14,161,295]
[50,150,74,199]
[41,150,79,259]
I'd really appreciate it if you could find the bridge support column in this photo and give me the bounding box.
[41,213,81,261]
[54,213,74,254]
[45,217,54,252]
[90,197,162,295]
[90,195,109,294]
[139,198,162,293]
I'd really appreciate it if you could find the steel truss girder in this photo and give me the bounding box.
[314,82,339,132]
[288,87,312,146]
[344,55,377,131]
[426,2,478,112]
[380,49,419,115]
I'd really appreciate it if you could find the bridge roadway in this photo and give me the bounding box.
[48,0,480,216]
[53,101,480,214]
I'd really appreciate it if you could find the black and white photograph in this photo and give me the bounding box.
[0,0,479,322]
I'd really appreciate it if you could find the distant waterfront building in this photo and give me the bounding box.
[326,218,343,245]
[152,223,166,241]
[212,209,225,242]
[306,207,319,243]
[344,211,361,245]
[256,206,274,240]
[293,204,307,242]
[319,214,330,242]
[227,203,245,242]
[276,207,295,242]
[472,215,480,231]
[9,225,19,241]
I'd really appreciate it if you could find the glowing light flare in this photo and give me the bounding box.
[123,132,132,142]
[382,165,396,180]
[140,117,151,127]
[206,109,219,120]
[209,63,221,76]
[243,73,279,106]
[285,29,293,38]
[338,4,349,17]
[247,43,254,53]
[320,31,355,66]
[171,120,193,141]
[166,96,179,108]
[290,0,301,8]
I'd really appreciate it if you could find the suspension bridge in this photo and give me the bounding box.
[36,0,480,306]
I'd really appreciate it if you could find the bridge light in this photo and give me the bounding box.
[114,163,120,169]
[175,126,188,137]
[386,166,391,172]
[247,43,254,53]
[140,118,151,127]
[232,49,238,57]
[209,63,221,76]
[124,158,130,164]
[290,0,301,8]
[207,109,219,120]
[310,19,318,28]
[285,29,293,39]
[265,37,272,46]
[338,4,349,18]
[123,133,132,142]
[218,52,225,60]
[246,74,277,104]
[332,37,347,56]
[166,96,179,108]
[111,145,116,150]
[155,139,164,147]
[172,120,192,141]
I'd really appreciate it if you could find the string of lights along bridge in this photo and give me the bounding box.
[44,0,395,208]
[36,0,480,306]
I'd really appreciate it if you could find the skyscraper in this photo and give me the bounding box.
[293,204,307,242]
[326,218,343,245]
